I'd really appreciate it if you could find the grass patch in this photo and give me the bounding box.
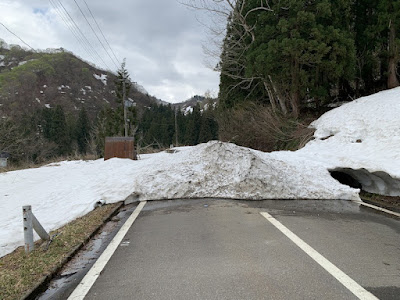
[0,154,98,174]
[0,203,120,300]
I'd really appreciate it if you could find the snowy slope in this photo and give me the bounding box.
[1,87,399,258]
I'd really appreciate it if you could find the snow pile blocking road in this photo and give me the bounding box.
[0,141,358,258]
[131,141,358,201]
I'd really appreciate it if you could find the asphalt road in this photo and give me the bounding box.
[73,199,400,300]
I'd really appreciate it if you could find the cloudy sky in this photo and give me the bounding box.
[0,0,222,103]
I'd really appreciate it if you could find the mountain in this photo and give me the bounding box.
[0,40,159,121]
[172,95,218,115]
[0,40,220,164]
[0,40,176,163]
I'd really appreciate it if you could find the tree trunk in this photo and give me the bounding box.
[387,57,398,89]
[290,57,300,118]
[268,75,288,115]
[291,90,300,118]
[387,19,399,89]
[263,80,277,112]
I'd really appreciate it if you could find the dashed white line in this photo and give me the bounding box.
[68,201,147,300]
[260,212,378,300]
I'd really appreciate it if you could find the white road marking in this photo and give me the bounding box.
[68,201,147,300]
[353,200,400,218]
[260,212,379,300]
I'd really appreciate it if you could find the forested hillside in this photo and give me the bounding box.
[218,0,399,113]
[210,0,399,151]
[138,103,218,148]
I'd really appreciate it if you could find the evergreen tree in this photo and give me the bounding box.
[184,104,202,145]
[198,110,218,143]
[377,0,400,88]
[136,102,215,149]
[115,59,136,136]
[244,0,356,115]
[53,105,71,155]
[41,105,71,156]
[76,108,91,154]
[216,0,400,116]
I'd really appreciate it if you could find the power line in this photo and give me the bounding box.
[51,0,101,67]
[55,0,111,70]
[73,0,118,69]
[0,22,35,51]
[82,0,120,66]
[49,0,99,65]
[57,0,108,69]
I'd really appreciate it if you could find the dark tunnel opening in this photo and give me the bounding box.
[329,170,362,189]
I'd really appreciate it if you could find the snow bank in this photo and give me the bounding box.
[131,142,357,201]
[0,141,358,258]
[0,159,137,258]
[297,87,400,196]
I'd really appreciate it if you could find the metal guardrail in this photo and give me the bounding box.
[23,205,50,253]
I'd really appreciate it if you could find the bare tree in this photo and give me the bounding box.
[0,118,58,163]
[181,0,290,114]
[217,102,313,152]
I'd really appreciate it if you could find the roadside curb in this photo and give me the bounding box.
[21,201,125,300]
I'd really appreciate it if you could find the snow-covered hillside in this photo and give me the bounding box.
[1,87,399,258]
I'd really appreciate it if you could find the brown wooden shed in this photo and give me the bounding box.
[104,137,137,160]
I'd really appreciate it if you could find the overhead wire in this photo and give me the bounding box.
[82,0,120,66]
[56,0,108,70]
[73,0,119,69]
[48,0,98,65]
[1,1,118,72]
[51,0,101,67]
[0,22,35,51]
[54,0,111,71]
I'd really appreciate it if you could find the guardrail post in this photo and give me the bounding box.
[23,205,34,253]
[32,214,50,241]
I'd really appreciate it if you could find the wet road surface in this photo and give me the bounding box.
[41,199,400,300]
[37,204,139,300]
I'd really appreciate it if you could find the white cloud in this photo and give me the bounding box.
[0,0,221,103]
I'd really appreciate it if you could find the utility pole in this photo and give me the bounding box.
[123,76,128,137]
[175,109,179,146]
[119,59,129,137]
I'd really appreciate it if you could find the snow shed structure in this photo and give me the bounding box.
[104,137,137,160]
